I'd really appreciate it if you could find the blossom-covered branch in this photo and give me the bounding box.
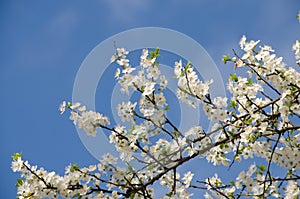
[12,15,300,199]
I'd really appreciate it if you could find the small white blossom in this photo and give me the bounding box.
[59,101,66,114]
[174,60,182,77]
[70,102,81,109]
[182,171,194,188]
[117,101,137,122]
[110,54,116,63]
[11,157,24,172]
[114,68,120,79]
[159,75,168,89]
[117,58,129,67]
[284,180,300,199]
[292,40,300,60]
[143,82,155,96]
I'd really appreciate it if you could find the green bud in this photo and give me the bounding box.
[70,163,80,172]
[12,152,22,160]
[222,54,230,64]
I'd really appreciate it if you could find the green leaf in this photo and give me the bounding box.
[16,178,23,187]
[230,180,235,186]
[149,47,160,59]
[228,192,234,198]
[185,61,191,70]
[165,105,170,111]
[12,152,22,160]
[166,192,173,197]
[129,193,136,199]
[70,163,80,172]
[229,74,238,82]
[257,164,266,172]
[173,131,180,137]
[222,54,230,64]
[72,193,81,198]
[245,118,253,125]
[290,86,297,94]
[246,79,253,86]
[228,100,238,109]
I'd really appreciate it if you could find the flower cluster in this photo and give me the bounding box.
[174,60,212,108]
[60,102,110,136]
[12,16,300,199]
[11,152,127,199]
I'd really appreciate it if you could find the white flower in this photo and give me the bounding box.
[117,101,137,122]
[70,102,81,109]
[78,105,86,112]
[292,40,300,60]
[246,164,256,176]
[206,173,222,188]
[151,109,165,126]
[101,153,118,165]
[111,191,122,199]
[59,101,66,114]
[244,40,260,52]
[182,171,194,188]
[174,60,182,77]
[140,108,155,117]
[110,55,116,63]
[140,49,148,60]
[88,165,97,172]
[116,47,128,58]
[240,126,254,143]
[140,49,155,68]
[114,68,120,79]
[154,92,166,107]
[17,181,33,197]
[147,66,160,80]
[185,126,203,140]
[117,58,129,67]
[159,75,168,89]
[122,66,135,74]
[212,97,227,108]
[143,82,155,96]
[11,157,24,172]
[118,73,135,94]
[239,35,247,49]
[284,180,300,198]
[239,35,260,52]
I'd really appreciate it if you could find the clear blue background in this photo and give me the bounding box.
[1,1,300,198]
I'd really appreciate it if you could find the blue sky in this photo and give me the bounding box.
[1,1,300,198]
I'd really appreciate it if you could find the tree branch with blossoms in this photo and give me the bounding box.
[12,14,300,199]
